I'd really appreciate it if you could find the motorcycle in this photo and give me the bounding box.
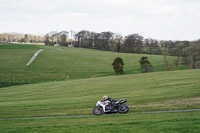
[93,99,129,115]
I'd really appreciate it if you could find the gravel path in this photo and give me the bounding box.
[26,49,44,66]
[1,109,200,121]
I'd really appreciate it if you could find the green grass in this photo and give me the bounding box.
[0,44,200,132]
[0,44,187,84]
[0,69,200,119]
[0,111,200,133]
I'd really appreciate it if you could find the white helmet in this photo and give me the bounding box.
[103,95,108,99]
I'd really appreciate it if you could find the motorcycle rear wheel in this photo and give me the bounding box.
[93,106,103,115]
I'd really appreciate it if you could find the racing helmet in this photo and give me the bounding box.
[103,95,108,99]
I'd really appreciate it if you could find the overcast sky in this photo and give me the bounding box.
[0,0,200,40]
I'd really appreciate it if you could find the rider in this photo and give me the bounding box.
[102,95,117,110]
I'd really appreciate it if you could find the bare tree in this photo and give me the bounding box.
[44,31,56,45]
[44,31,68,46]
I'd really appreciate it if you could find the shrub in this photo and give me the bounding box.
[112,57,125,75]
[139,57,153,73]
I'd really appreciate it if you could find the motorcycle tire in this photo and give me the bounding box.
[117,104,129,114]
[93,106,103,115]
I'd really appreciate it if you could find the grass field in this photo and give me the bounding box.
[0,44,199,132]
[0,69,199,119]
[1,111,200,133]
[0,44,187,87]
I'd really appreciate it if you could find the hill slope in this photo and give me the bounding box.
[0,44,186,84]
[0,69,199,118]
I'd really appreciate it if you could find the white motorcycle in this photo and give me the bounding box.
[93,99,129,115]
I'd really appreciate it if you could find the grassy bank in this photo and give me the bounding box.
[0,44,187,86]
[0,69,199,118]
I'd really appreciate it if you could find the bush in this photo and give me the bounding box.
[112,57,125,75]
[139,57,153,73]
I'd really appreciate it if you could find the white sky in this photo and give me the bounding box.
[0,0,200,40]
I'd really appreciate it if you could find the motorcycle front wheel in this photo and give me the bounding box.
[93,106,103,115]
[117,104,129,114]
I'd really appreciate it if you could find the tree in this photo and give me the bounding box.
[144,38,154,54]
[161,40,181,71]
[74,30,91,48]
[170,42,188,67]
[98,31,114,51]
[91,32,100,49]
[112,57,125,75]
[44,31,68,46]
[69,30,76,46]
[74,31,117,51]
[188,40,200,69]
[161,47,176,71]
[139,57,153,73]
[112,33,123,52]
[161,40,189,70]
[24,34,29,43]
[116,41,121,52]
[60,31,69,46]
[179,41,189,65]
[44,31,56,46]
[144,38,160,54]
[123,33,144,53]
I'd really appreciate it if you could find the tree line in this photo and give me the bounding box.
[1,30,200,70]
[0,33,44,44]
[161,40,200,70]
[44,30,162,54]
[44,30,200,70]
